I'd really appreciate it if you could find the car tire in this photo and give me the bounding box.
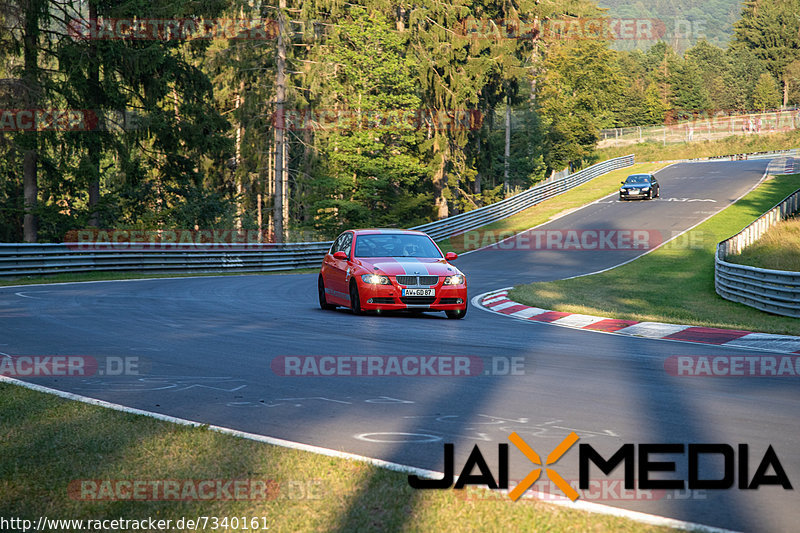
[647,190,653,200]
[446,307,467,320]
[318,276,336,310]
[349,281,362,315]
[655,187,660,198]
[619,195,624,201]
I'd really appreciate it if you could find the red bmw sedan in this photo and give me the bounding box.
[318,229,468,319]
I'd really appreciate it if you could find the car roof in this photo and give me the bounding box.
[349,228,428,236]
[626,173,654,178]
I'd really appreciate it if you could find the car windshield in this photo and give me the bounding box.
[625,175,650,184]
[354,234,442,258]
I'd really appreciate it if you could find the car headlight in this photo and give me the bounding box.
[443,274,464,285]
[361,274,390,285]
[641,187,650,191]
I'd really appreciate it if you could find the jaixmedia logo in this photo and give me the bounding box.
[409,432,793,501]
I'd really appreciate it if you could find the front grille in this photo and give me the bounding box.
[395,275,439,286]
[400,296,436,305]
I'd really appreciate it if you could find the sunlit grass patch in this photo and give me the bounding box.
[0,382,683,533]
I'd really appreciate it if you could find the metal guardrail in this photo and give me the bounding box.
[715,188,800,318]
[411,154,634,240]
[0,155,634,278]
[0,242,333,277]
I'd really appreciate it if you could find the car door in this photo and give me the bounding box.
[326,231,353,303]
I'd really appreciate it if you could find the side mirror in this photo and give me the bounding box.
[445,252,458,261]
[620,181,625,185]
[333,251,348,260]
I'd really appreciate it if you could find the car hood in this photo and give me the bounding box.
[356,257,460,277]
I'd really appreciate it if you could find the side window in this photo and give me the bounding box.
[330,234,344,254]
[340,233,353,256]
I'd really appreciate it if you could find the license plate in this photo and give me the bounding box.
[403,288,435,297]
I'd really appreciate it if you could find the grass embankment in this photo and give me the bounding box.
[0,383,678,533]
[596,129,800,162]
[439,162,668,254]
[0,268,318,288]
[509,173,800,336]
[728,217,800,271]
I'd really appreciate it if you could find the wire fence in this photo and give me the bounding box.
[600,108,800,149]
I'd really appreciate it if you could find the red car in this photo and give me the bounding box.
[318,229,468,319]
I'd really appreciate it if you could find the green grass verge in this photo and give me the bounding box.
[439,162,668,255]
[728,217,800,271]
[595,130,800,163]
[509,173,800,336]
[0,268,319,287]
[0,382,680,533]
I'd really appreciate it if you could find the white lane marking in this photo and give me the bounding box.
[613,322,691,339]
[0,375,738,533]
[14,292,45,299]
[550,314,606,328]
[355,432,442,443]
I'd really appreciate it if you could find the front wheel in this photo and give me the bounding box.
[318,276,335,310]
[349,281,362,315]
[446,307,467,320]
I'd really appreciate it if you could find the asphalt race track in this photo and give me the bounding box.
[3,160,797,532]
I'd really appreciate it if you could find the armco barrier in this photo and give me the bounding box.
[715,188,800,318]
[412,154,634,241]
[0,155,634,278]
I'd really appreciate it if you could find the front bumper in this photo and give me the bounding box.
[620,188,648,198]
[357,278,467,311]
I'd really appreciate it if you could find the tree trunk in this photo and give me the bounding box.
[234,83,244,230]
[272,0,287,242]
[433,149,448,219]
[473,134,481,200]
[23,150,37,242]
[21,0,44,242]
[87,2,101,228]
[504,99,511,196]
[784,76,789,108]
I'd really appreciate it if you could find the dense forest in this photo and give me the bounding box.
[1,0,799,243]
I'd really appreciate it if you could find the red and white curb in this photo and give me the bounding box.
[475,288,800,354]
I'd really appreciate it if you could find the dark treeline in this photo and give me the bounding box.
[1,0,798,243]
